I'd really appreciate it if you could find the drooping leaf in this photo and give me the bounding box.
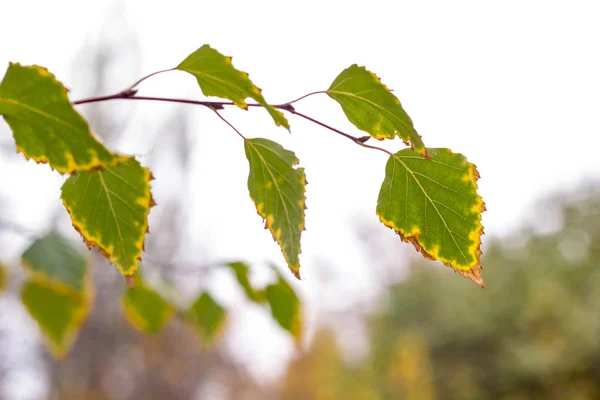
[61,157,154,276]
[244,138,306,278]
[21,282,89,358]
[185,292,227,345]
[224,261,262,303]
[20,235,92,358]
[376,148,485,286]
[122,275,175,334]
[22,234,87,293]
[0,63,126,173]
[176,45,289,130]
[327,64,425,156]
[266,269,302,340]
[0,263,7,294]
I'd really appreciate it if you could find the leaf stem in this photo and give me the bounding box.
[123,68,175,92]
[283,91,326,105]
[210,109,246,140]
[281,107,365,144]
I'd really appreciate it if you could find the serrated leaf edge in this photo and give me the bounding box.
[327,64,426,156]
[176,45,290,130]
[378,154,486,287]
[1,63,128,174]
[245,140,306,279]
[61,161,155,277]
[20,259,94,359]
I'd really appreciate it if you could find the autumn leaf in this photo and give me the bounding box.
[61,157,154,276]
[122,274,175,334]
[244,138,306,278]
[20,234,93,358]
[327,64,425,156]
[176,45,289,129]
[266,266,302,340]
[376,148,485,286]
[224,261,263,303]
[0,63,126,173]
[185,292,227,345]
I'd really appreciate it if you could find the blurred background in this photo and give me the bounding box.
[1,1,600,399]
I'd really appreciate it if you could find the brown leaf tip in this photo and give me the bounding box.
[398,231,485,287]
[125,274,135,289]
[458,266,485,288]
[291,268,301,280]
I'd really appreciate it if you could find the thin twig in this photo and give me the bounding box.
[0,218,39,239]
[123,68,175,93]
[210,108,246,140]
[72,94,395,155]
[74,94,227,109]
[283,91,326,105]
[281,107,365,144]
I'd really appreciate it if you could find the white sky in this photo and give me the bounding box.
[2,0,600,397]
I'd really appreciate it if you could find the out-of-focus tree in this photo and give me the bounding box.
[279,185,600,400]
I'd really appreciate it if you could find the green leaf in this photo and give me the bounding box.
[327,64,425,156]
[176,45,289,130]
[376,148,485,286]
[0,263,7,294]
[20,235,92,358]
[224,261,262,303]
[185,292,227,345]
[61,157,154,276]
[22,234,88,293]
[266,269,302,340]
[122,275,175,334]
[0,63,126,173]
[244,138,306,278]
[22,282,90,358]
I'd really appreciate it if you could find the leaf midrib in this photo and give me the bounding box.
[98,172,128,271]
[326,89,414,137]
[246,140,298,267]
[0,97,83,133]
[393,154,471,266]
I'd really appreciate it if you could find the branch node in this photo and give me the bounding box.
[121,88,138,98]
[209,104,225,111]
[278,103,296,112]
[357,136,371,143]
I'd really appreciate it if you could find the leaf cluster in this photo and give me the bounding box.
[0,43,486,357]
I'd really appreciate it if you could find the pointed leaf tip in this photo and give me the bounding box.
[61,158,154,277]
[376,148,485,286]
[185,292,227,346]
[122,275,175,333]
[266,267,303,341]
[0,63,126,173]
[244,138,306,278]
[176,45,289,130]
[125,275,135,289]
[20,234,93,358]
[327,64,425,156]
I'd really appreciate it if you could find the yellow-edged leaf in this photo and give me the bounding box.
[327,64,426,156]
[61,157,154,276]
[122,275,175,334]
[20,234,93,358]
[244,138,306,278]
[0,63,126,173]
[376,148,485,286]
[176,45,289,130]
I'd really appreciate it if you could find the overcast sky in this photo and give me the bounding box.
[2,0,600,397]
